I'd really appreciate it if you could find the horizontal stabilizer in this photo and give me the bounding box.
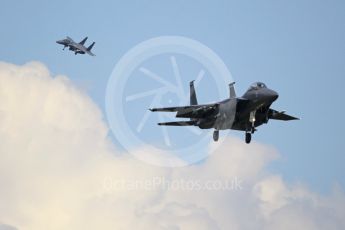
[150,107,181,112]
[158,121,196,126]
[150,105,206,112]
[87,51,96,56]
[150,104,218,112]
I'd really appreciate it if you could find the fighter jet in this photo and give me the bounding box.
[56,36,95,56]
[150,81,298,144]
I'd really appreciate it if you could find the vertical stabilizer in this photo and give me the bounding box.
[190,80,198,105]
[79,37,88,45]
[229,82,236,99]
[87,42,95,51]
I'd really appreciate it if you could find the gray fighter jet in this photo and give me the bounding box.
[150,81,298,143]
[56,36,95,56]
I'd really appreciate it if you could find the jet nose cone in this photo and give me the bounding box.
[56,40,63,44]
[271,90,279,101]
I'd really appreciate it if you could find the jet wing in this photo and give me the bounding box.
[150,103,219,119]
[268,109,299,121]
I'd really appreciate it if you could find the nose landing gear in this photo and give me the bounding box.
[245,111,257,144]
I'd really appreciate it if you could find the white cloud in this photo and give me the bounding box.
[0,223,17,230]
[0,61,344,230]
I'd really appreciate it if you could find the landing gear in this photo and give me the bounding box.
[213,130,219,142]
[245,132,251,144]
[249,111,256,130]
[246,110,257,143]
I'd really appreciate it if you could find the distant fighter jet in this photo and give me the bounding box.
[56,36,95,56]
[150,81,298,143]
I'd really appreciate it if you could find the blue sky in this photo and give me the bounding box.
[1,0,344,193]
